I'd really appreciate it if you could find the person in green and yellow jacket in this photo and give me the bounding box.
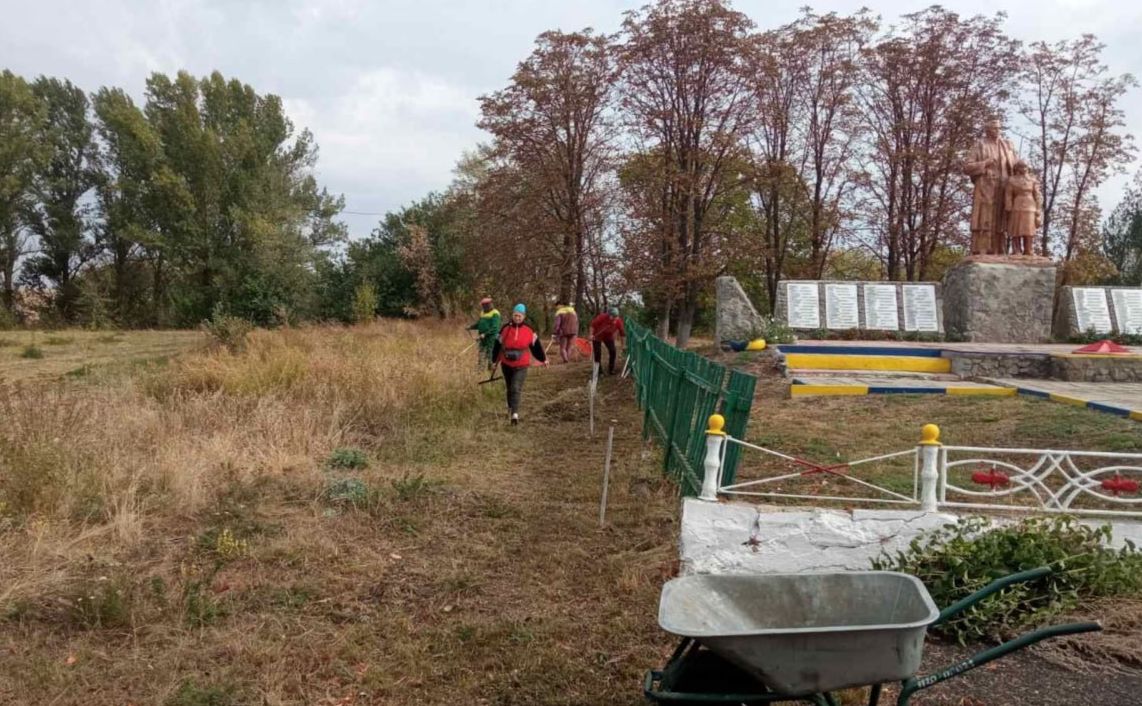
[468,297,501,370]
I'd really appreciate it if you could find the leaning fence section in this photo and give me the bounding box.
[626,321,757,496]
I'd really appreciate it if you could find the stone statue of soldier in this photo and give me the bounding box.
[963,119,1019,256]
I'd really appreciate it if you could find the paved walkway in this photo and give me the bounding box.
[987,378,1142,420]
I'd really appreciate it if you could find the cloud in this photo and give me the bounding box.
[285,67,483,235]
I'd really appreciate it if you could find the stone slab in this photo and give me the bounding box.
[680,499,1142,575]
[714,275,764,343]
[942,261,1056,343]
[1055,285,1142,340]
[774,280,943,334]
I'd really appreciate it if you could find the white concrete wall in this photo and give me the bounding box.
[680,498,1142,575]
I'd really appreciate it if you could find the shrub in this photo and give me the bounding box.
[202,307,254,354]
[66,575,135,630]
[352,282,378,324]
[751,317,795,345]
[21,345,44,359]
[872,516,1142,643]
[326,447,369,470]
[44,336,74,346]
[323,477,372,508]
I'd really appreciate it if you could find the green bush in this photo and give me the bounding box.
[872,516,1142,643]
[326,447,369,470]
[202,307,254,354]
[752,317,795,344]
[352,282,378,324]
[21,345,44,359]
[323,477,372,508]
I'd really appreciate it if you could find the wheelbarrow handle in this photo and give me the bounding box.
[897,621,1101,704]
[935,566,1052,626]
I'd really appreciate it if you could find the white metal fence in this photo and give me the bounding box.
[699,417,1142,519]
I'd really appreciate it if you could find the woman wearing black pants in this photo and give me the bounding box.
[492,303,547,425]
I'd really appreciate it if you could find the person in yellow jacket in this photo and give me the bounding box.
[552,302,579,363]
[467,297,501,370]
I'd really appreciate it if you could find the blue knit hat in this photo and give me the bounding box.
[609,306,619,316]
[513,303,527,315]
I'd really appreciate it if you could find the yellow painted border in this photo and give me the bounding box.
[1131,410,1142,422]
[790,384,869,397]
[1049,393,1088,407]
[785,353,951,374]
[946,386,1017,397]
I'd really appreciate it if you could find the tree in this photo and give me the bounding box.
[142,71,344,324]
[1104,171,1142,285]
[0,71,45,316]
[858,8,1019,281]
[1020,36,1137,270]
[21,77,100,321]
[479,30,615,312]
[617,0,757,347]
[91,87,164,324]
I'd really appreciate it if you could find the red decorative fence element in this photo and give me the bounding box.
[971,466,1010,489]
[1101,475,1140,496]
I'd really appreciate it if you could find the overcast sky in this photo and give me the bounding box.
[3,0,1141,238]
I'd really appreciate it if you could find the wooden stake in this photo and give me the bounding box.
[600,426,614,528]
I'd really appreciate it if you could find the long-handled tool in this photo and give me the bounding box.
[478,364,501,385]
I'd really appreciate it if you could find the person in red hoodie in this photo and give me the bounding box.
[589,306,625,376]
[491,303,547,425]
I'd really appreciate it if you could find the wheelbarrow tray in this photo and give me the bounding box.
[658,572,939,695]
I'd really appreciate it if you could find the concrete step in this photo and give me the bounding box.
[790,375,1015,397]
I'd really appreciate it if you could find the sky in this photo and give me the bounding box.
[3,0,1142,238]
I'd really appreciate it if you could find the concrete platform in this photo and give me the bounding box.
[987,379,1142,420]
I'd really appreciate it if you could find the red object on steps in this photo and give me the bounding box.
[1072,339,1132,355]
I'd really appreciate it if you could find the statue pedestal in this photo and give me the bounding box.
[942,259,1057,343]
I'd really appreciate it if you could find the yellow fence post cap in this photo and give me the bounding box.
[707,414,726,436]
[919,423,941,445]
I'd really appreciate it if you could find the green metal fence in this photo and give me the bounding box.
[626,321,757,496]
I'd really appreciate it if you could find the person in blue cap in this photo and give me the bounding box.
[491,303,547,425]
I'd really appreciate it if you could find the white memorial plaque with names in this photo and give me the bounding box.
[786,282,821,329]
[863,284,900,331]
[902,285,939,332]
[824,284,860,330]
[1072,288,1113,334]
[1111,289,1142,335]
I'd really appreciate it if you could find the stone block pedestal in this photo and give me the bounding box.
[942,260,1057,343]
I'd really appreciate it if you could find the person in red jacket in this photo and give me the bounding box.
[589,306,625,376]
[491,303,548,425]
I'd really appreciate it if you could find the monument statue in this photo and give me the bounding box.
[1004,160,1042,257]
[963,119,1018,256]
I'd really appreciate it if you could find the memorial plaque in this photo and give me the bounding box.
[786,282,820,329]
[1111,288,1142,335]
[863,284,900,331]
[824,283,859,329]
[902,284,939,332]
[1072,287,1113,334]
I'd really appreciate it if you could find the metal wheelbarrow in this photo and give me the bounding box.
[645,567,1100,705]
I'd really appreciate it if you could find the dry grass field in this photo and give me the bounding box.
[0,329,205,383]
[0,322,678,705]
[2,327,1140,705]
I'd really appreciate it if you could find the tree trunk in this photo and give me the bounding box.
[675,296,697,349]
[656,299,672,339]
